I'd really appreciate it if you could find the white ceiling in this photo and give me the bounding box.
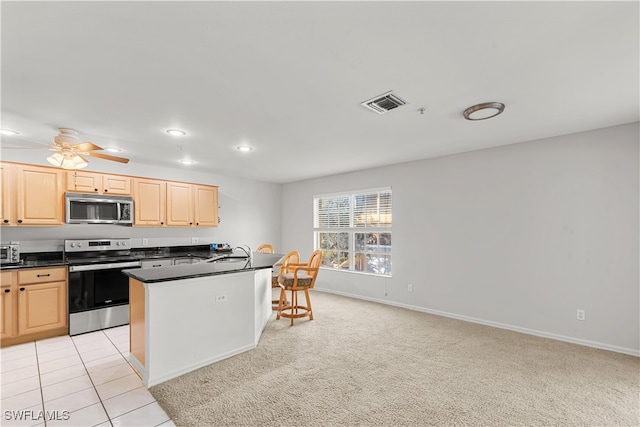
[1,1,638,184]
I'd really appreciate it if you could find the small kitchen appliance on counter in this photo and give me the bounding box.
[0,243,20,265]
[65,238,141,335]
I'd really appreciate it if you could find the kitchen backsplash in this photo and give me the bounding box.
[0,224,223,253]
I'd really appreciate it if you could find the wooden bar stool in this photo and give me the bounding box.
[276,250,322,325]
[271,250,299,309]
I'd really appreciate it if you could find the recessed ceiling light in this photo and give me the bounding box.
[166,129,186,137]
[0,129,19,136]
[179,159,196,165]
[236,145,253,152]
[104,147,122,153]
[463,102,505,121]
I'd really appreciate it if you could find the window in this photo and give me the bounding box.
[314,188,392,276]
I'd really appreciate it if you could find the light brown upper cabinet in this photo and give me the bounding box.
[66,171,131,195]
[0,161,218,228]
[166,181,193,226]
[10,163,65,226]
[133,178,166,226]
[0,163,14,225]
[136,179,218,227]
[193,184,219,227]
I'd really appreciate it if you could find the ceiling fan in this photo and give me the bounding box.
[5,128,130,170]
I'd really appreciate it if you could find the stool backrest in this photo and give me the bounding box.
[256,244,275,254]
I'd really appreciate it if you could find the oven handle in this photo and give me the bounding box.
[69,261,141,272]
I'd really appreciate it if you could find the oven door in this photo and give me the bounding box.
[68,261,140,335]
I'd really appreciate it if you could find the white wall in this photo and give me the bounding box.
[282,123,640,355]
[0,151,282,253]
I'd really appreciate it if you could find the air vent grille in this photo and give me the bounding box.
[361,91,407,114]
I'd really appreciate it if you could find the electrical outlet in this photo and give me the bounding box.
[576,309,585,321]
[215,295,227,303]
[142,238,149,246]
[191,237,199,244]
[408,284,413,292]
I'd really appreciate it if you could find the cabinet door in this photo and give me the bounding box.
[194,185,218,227]
[15,164,64,225]
[1,271,17,339]
[166,182,193,226]
[0,163,14,225]
[133,179,166,225]
[102,175,131,195]
[17,281,67,336]
[66,171,102,193]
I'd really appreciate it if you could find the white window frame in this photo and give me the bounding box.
[313,187,392,277]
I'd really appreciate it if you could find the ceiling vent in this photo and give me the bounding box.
[361,91,407,114]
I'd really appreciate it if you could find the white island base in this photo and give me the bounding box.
[128,269,272,387]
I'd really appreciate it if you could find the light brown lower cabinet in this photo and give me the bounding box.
[1,271,17,340]
[1,267,68,347]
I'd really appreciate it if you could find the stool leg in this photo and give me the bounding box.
[276,286,286,320]
[305,288,313,321]
[290,290,296,326]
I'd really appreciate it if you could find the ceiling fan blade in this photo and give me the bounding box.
[86,151,130,164]
[75,141,103,152]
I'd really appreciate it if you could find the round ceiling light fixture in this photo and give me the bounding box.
[0,129,20,136]
[463,102,505,121]
[236,145,253,152]
[104,146,122,153]
[179,159,196,165]
[166,129,186,137]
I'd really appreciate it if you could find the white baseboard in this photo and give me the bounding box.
[314,288,640,357]
[146,343,256,387]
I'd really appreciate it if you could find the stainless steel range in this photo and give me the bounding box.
[65,238,141,335]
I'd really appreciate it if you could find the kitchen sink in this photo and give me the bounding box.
[203,255,249,263]
[172,257,209,265]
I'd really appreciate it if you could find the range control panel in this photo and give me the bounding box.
[64,239,131,252]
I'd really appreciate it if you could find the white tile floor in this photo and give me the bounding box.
[0,326,174,427]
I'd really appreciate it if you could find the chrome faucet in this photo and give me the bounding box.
[234,245,252,260]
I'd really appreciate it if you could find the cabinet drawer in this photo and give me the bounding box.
[18,267,67,284]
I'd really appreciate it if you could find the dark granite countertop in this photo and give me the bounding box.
[123,252,284,284]
[1,252,66,270]
[0,245,270,272]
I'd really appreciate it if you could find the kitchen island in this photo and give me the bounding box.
[123,252,283,387]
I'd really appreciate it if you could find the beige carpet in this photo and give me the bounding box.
[150,291,640,426]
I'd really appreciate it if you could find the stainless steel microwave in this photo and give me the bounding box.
[65,193,134,224]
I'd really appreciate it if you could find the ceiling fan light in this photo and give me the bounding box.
[69,155,89,169]
[47,152,88,169]
[46,152,65,167]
